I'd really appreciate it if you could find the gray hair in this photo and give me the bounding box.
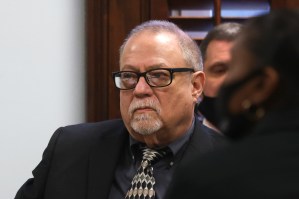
[119,20,202,71]
[200,22,243,61]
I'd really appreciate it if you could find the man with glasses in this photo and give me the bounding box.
[15,20,226,199]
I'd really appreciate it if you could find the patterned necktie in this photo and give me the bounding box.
[125,147,169,199]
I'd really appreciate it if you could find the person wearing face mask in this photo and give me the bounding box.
[197,22,243,133]
[166,9,299,198]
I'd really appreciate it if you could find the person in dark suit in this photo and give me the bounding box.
[15,20,225,199]
[165,9,299,199]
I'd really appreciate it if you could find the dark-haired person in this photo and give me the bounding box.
[197,22,242,133]
[14,20,225,199]
[166,9,299,199]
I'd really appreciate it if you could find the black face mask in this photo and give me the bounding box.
[197,95,219,126]
[215,69,264,139]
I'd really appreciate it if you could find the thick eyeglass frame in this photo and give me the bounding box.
[112,67,195,90]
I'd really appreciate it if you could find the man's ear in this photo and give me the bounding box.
[250,66,279,106]
[191,71,205,101]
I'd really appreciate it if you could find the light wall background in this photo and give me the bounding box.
[0,1,86,198]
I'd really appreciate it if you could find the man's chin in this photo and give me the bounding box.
[130,117,163,136]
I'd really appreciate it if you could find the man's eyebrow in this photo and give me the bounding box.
[209,62,229,68]
[147,64,167,69]
[121,63,167,71]
[121,65,137,71]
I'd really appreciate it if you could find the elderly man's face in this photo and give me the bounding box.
[119,31,203,147]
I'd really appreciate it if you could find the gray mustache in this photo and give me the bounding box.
[129,100,161,116]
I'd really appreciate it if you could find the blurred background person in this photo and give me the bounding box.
[197,22,242,133]
[166,9,299,198]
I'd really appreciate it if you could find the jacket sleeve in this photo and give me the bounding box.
[14,128,63,199]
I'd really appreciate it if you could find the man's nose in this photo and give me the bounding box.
[133,76,153,95]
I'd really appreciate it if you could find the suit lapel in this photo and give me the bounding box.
[87,129,128,199]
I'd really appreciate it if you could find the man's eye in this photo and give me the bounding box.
[121,73,136,79]
[210,64,228,75]
[148,71,169,78]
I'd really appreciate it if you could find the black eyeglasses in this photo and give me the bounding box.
[112,68,195,90]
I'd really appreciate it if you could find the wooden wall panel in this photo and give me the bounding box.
[86,0,109,122]
[149,0,168,20]
[271,0,299,8]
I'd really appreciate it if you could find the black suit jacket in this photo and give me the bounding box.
[15,118,225,199]
[165,108,299,199]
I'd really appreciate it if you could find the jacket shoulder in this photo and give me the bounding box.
[50,119,127,154]
[61,119,125,138]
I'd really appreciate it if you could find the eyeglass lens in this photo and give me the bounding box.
[115,69,172,89]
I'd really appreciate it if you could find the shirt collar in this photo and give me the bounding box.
[129,117,195,157]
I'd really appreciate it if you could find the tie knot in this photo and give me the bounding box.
[141,147,170,165]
